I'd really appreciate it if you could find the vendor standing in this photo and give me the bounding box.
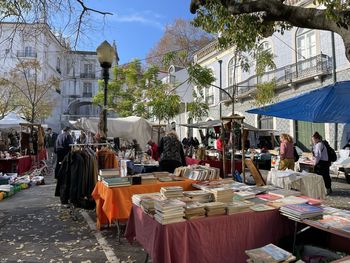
[312,132,332,195]
[278,133,295,170]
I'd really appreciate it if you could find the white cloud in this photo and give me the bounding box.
[109,11,164,30]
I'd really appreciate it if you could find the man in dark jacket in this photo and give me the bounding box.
[55,127,73,178]
[44,128,58,166]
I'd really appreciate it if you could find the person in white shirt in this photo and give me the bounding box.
[312,132,332,195]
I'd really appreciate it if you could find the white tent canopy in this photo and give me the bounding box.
[73,116,153,147]
[0,112,29,130]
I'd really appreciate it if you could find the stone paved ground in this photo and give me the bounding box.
[0,170,349,263]
[324,174,350,209]
[0,173,146,263]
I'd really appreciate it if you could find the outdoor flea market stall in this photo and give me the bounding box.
[0,112,34,175]
[0,112,48,201]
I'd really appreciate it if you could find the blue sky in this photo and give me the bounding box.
[76,0,195,65]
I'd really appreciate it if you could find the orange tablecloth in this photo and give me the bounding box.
[91,179,195,229]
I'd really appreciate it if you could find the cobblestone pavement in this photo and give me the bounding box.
[0,170,349,263]
[323,174,350,209]
[0,173,146,263]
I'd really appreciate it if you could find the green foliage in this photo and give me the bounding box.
[187,91,209,121]
[254,80,276,107]
[93,59,181,123]
[188,64,216,89]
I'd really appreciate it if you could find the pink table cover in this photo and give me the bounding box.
[125,205,294,263]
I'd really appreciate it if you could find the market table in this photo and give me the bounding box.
[0,156,32,175]
[267,169,326,199]
[125,204,294,263]
[91,179,195,229]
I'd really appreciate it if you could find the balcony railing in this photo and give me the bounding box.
[82,92,92,98]
[17,50,37,58]
[194,40,220,62]
[80,73,95,79]
[220,54,332,101]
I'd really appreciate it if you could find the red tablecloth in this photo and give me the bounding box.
[17,156,32,174]
[92,179,195,229]
[0,156,32,175]
[185,157,242,177]
[125,205,293,263]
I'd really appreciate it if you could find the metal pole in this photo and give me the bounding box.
[331,32,338,150]
[102,67,109,138]
[218,60,226,178]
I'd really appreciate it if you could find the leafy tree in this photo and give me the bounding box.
[187,91,209,121]
[190,0,350,63]
[0,85,17,118]
[0,59,59,122]
[147,18,212,68]
[93,60,181,126]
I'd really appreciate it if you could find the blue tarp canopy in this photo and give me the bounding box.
[246,81,350,123]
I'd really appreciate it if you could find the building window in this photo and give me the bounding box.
[82,63,94,78]
[25,46,33,56]
[169,74,176,84]
[228,57,240,87]
[296,28,316,71]
[227,57,240,98]
[83,82,92,97]
[84,64,93,73]
[258,115,273,130]
[56,57,61,74]
[257,41,274,83]
[205,69,215,105]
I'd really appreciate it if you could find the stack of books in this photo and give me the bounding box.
[204,202,227,216]
[245,243,295,263]
[158,177,173,182]
[140,195,162,215]
[249,204,276,212]
[154,199,186,224]
[141,174,158,184]
[233,191,256,200]
[268,189,302,198]
[208,187,234,203]
[268,196,309,208]
[280,203,324,221]
[160,186,184,199]
[152,171,170,179]
[183,190,213,203]
[98,168,120,181]
[184,201,206,219]
[226,200,254,215]
[132,192,161,207]
[102,177,130,188]
[178,165,220,180]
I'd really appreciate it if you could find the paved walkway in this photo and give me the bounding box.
[0,174,146,263]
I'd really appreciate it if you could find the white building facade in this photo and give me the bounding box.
[0,22,108,132]
[189,0,350,151]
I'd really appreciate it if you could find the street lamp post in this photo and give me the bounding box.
[96,41,115,138]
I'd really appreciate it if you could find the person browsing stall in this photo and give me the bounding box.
[54,127,73,178]
[312,132,332,195]
[147,139,159,161]
[158,130,186,173]
[279,133,295,170]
